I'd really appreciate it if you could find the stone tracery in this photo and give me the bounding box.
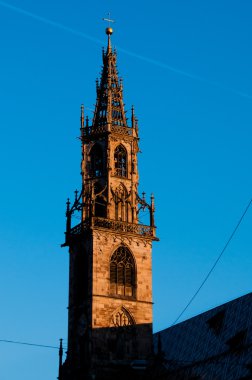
[110,307,135,327]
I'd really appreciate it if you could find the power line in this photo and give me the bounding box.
[0,339,64,350]
[1,198,251,343]
[172,197,252,326]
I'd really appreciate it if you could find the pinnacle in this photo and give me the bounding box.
[92,33,128,130]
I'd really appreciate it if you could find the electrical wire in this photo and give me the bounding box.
[0,339,64,350]
[172,197,252,326]
[1,199,251,349]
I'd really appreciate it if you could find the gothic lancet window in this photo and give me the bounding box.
[110,246,135,297]
[90,144,103,177]
[114,145,127,177]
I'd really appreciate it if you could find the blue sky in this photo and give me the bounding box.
[0,1,251,379]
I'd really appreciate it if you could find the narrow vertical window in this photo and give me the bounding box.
[114,145,127,177]
[90,144,103,177]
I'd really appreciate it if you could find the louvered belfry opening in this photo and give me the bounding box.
[110,246,135,297]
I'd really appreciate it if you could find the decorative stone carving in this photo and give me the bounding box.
[110,307,134,327]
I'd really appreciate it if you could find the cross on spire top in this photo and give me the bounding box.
[102,12,115,27]
[103,13,115,35]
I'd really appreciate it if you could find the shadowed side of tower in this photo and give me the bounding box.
[60,27,158,380]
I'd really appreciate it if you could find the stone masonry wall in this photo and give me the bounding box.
[91,228,153,328]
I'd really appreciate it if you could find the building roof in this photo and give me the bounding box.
[153,293,252,379]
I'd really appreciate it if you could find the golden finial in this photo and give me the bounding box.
[102,12,115,35]
[106,27,113,35]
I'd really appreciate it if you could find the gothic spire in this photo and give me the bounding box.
[92,28,128,131]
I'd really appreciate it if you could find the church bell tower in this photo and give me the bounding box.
[60,27,158,380]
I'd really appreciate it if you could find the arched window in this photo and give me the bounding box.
[110,246,135,297]
[90,144,103,177]
[114,145,127,177]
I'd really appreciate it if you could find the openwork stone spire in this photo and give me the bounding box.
[92,30,128,131]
